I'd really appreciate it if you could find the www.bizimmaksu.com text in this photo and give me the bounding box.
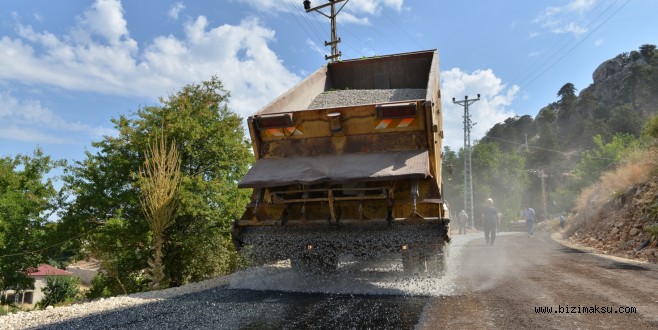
[535,305,637,314]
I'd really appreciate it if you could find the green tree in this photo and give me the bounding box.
[527,120,561,168]
[556,83,580,142]
[441,146,461,212]
[639,44,656,59]
[641,115,658,141]
[557,83,577,114]
[59,77,252,295]
[37,275,80,308]
[471,142,527,224]
[0,150,64,293]
[607,104,643,137]
[572,134,639,189]
[535,105,557,125]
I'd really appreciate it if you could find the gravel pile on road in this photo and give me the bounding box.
[240,223,445,263]
[0,275,233,329]
[307,88,426,109]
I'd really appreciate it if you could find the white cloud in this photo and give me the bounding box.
[0,126,71,144]
[338,12,371,25]
[0,91,114,144]
[567,0,596,13]
[74,0,131,45]
[232,0,286,13]
[349,0,403,14]
[306,38,327,56]
[440,68,519,150]
[234,0,403,15]
[168,2,185,20]
[594,38,604,47]
[234,0,402,24]
[534,0,594,37]
[528,51,541,57]
[0,0,300,122]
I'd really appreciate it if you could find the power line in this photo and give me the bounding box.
[0,227,101,259]
[511,0,612,88]
[280,0,325,49]
[304,0,350,61]
[520,0,631,90]
[481,135,619,161]
[363,0,423,49]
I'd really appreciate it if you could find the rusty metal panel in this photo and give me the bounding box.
[328,51,435,90]
[260,131,428,158]
[238,150,430,188]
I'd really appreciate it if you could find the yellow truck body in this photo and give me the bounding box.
[233,50,450,273]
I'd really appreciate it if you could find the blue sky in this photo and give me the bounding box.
[1,0,656,164]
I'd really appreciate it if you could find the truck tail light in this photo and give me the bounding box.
[376,102,417,119]
[254,113,293,130]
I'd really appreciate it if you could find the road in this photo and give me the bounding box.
[420,232,658,329]
[30,232,658,329]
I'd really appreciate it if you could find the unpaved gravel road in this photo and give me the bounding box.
[420,232,658,329]
[4,232,657,329]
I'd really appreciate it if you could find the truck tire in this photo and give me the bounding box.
[291,250,338,273]
[402,244,447,276]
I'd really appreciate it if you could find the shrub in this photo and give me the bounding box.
[85,274,113,299]
[37,276,80,308]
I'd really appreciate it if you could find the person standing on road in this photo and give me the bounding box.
[524,205,536,237]
[559,213,566,229]
[481,198,500,245]
[458,209,469,234]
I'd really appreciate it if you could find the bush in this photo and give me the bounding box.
[85,273,113,299]
[37,276,80,308]
[642,115,658,142]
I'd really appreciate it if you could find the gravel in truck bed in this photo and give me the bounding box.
[307,89,426,109]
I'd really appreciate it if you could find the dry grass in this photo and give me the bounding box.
[570,148,658,236]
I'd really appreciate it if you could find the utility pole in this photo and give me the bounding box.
[529,169,548,221]
[452,94,480,228]
[303,0,349,62]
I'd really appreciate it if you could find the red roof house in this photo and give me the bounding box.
[21,264,74,306]
[27,264,74,277]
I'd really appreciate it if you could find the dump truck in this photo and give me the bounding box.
[232,50,450,274]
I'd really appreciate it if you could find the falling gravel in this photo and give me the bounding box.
[307,89,426,109]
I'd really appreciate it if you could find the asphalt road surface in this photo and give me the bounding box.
[30,232,658,329]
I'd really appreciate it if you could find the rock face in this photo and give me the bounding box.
[591,54,644,84]
[568,176,658,264]
[585,51,658,119]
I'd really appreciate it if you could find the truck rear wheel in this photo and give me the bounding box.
[291,250,338,273]
[402,244,447,276]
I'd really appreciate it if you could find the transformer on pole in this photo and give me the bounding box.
[303,0,349,62]
[452,94,480,228]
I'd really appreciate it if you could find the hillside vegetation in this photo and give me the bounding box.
[443,44,658,263]
[566,145,658,262]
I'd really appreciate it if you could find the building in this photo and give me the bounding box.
[3,264,74,306]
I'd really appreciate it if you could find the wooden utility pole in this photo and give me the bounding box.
[529,169,548,221]
[303,0,349,62]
